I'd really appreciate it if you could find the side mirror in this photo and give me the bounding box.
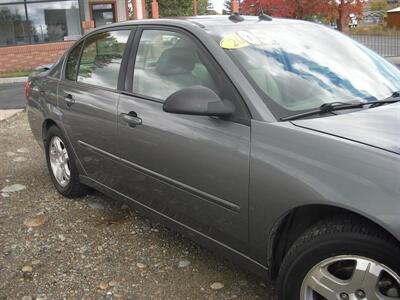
[163,86,234,117]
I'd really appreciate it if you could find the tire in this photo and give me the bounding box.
[276,217,400,300]
[45,125,89,198]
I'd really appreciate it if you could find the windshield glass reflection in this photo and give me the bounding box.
[212,21,400,115]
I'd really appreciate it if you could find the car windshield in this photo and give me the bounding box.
[210,20,400,118]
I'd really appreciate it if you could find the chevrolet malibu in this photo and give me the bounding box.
[27,15,400,300]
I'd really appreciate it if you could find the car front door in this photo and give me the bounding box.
[116,28,251,252]
[58,29,132,187]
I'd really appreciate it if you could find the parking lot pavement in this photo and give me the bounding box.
[0,113,273,300]
[0,83,26,110]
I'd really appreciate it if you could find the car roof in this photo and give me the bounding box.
[91,15,299,33]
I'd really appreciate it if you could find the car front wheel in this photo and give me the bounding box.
[277,217,400,300]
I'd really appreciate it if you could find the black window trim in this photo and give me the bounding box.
[47,54,64,80]
[61,25,136,93]
[62,40,83,82]
[124,25,252,125]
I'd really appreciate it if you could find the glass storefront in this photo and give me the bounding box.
[0,0,81,46]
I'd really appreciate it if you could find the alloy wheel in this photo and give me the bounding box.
[300,255,400,300]
[49,136,71,187]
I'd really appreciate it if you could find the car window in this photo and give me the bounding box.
[65,43,82,81]
[77,30,130,89]
[132,30,220,101]
[48,55,65,79]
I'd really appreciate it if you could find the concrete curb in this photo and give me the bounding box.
[0,109,24,122]
[0,77,28,84]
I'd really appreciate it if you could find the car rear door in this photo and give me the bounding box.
[58,28,133,187]
[116,27,251,252]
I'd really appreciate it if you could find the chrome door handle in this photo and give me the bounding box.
[64,94,75,106]
[121,112,142,127]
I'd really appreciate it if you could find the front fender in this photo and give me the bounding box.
[249,120,400,265]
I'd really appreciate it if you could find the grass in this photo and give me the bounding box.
[349,24,400,35]
[0,70,32,78]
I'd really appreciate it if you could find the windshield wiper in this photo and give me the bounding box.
[370,91,400,108]
[280,98,400,121]
[392,91,400,98]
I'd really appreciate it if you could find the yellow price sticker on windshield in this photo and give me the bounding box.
[220,33,249,49]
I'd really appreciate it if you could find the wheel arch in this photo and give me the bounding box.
[42,118,60,144]
[42,118,87,177]
[267,204,400,280]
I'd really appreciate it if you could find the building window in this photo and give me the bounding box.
[27,1,81,43]
[92,3,115,27]
[0,0,81,46]
[0,4,29,45]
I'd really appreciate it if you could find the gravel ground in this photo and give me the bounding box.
[0,112,273,300]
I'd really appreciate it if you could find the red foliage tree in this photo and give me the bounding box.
[240,0,365,31]
[329,0,365,31]
[240,0,295,17]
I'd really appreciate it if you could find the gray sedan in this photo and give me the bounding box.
[26,15,400,300]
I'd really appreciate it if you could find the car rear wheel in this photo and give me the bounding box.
[276,217,400,300]
[45,125,89,198]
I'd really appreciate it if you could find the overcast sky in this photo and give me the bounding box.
[211,0,224,13]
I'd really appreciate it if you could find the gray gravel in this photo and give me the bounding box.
[0,113,274,299]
